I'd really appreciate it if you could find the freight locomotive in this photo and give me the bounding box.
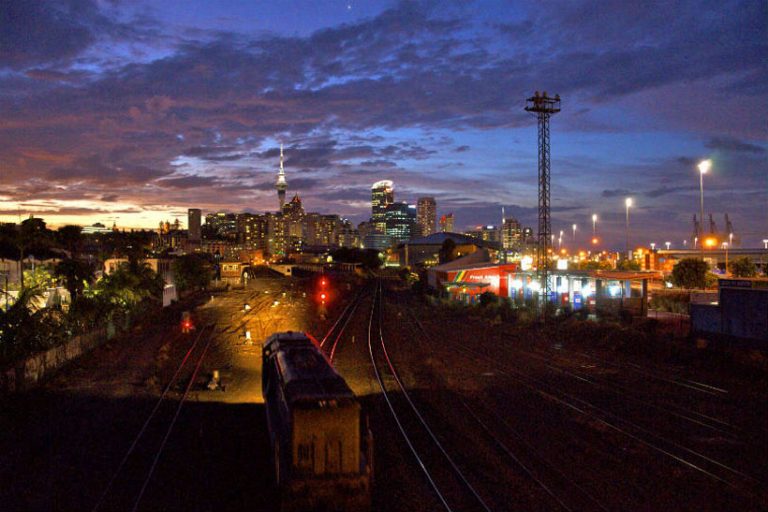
[262,331,372,512]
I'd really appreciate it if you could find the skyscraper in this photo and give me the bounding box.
[276,144,287,211]
[502,216,522,252]
[188,208,201,243]
[371,180,394,231]
[416,197,436,237]
[439,213,455,233]
[384,202,416,244]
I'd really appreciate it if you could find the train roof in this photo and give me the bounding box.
[264,332,355,405]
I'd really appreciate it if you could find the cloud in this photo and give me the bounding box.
[601,188,632,198]
[705,137,765,154]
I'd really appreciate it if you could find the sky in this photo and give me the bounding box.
[0,0,766,249]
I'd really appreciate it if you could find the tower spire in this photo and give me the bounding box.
[276,143,287,210]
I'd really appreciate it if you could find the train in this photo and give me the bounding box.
[262,331,372,512]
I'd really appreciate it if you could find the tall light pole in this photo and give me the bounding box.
[698,159,711,259]
[722,242,729,274]
[572,223,577,243]
[592,214,597,236]
[665,241,671,251]
[625,197,633,258]
[650,242,656,251]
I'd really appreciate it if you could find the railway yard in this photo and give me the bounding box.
[1,275,766,511]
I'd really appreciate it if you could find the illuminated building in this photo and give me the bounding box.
[502,217,522,252]
[267,213,287,257]
[282,194,306,252]
[306,213,340,247]
[465,225,501,245]
[187,208,201,244]
[439,213,455,233]
[236,213,268,250]
[383,202,416,244]
[416,197,436,237]
[371,180,394,231]
[204,212,237,241]
[337,219,361,248]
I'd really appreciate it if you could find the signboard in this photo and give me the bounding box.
[719,279,768,289]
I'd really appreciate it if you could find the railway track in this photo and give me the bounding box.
[400,296,765,507]
[387,291,610,512]
[320,283,369,363]
[91,323,217,512]
[368,281,493,512]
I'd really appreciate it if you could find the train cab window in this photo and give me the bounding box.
[297,442,314,471]
[325,439,342,474]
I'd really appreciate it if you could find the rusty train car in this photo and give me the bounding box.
[262,332,372,511]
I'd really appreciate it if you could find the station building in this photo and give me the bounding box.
[428,251,656,316]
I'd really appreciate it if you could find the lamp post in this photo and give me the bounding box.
[650,242,656,251]
[665,241,671,251]
[698,159,711,259]
[592,214,597,236]
[572,223,577,244]
[722,242,729,274]
[625,197,632,258]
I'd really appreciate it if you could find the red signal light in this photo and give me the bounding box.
[321,278,327,287]
[320,292,327,301]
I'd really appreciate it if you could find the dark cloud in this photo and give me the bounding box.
[0,0,157,69]
[156,176,219,189]
[101,194,119,202]
[454,145,470,152]
[645,186,689,198]
[601,188,632,198]
[705,137,765,154]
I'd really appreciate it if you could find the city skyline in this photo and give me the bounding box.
[1,1,766,249]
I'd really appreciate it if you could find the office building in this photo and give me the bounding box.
[439,213,455,233]
[502,217,522,252]
[384,202,417,244]
[416,197,436,237]
[187,208,201,243]
[371,180,394,231]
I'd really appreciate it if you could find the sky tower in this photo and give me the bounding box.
[525,91,561,304]
[276,144,288,210]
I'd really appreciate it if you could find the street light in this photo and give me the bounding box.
[665,241,671,250]
[722,242,729,274]
[572,223,577,243]
[592,214,597,236]
[698,159,711,259]
[650,242,656,251]
[625,197,633,258]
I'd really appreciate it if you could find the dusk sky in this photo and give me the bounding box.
[1,0,766,249]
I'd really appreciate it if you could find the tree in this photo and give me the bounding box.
[57,225,83,257]
[54,258,94,303]
[173,254,213,292]
[671,258,708,289]
[730,257,757,278]
[438,238,456,264]
[616,259,641,271]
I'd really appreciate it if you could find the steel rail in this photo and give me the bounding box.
[377,289,493,512]
[131,324,216,512]
[91,325,210,512]
[367,281,453,512]
[406,307,758,491]
[398,298,608,512]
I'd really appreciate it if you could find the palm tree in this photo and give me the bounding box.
[54,258,94,303]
